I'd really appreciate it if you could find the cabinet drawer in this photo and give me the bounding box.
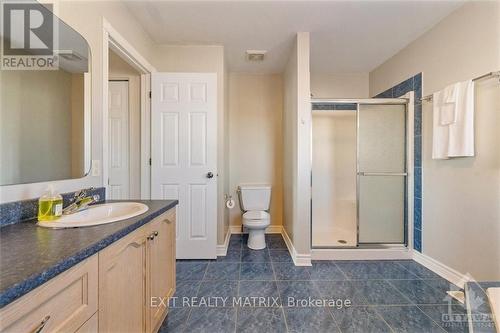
[0,255,98,333]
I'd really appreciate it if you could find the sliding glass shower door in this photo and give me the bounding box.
[357,103,407,244]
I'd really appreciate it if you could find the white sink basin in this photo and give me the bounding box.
[37,202,149,228]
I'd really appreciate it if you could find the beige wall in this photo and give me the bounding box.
[283,32,311,258]
[108,50,142,199]
[154,45,229,245]
[311,73,369,98]
[228,73,283,228]
[369,1,500,280]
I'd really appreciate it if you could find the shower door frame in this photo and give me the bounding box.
[310,98,410,250]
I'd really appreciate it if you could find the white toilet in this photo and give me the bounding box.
[238,184,271,250]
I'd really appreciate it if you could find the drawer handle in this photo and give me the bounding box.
[154,231,159,237]
[32,315,50,333]
[163,218,172,224]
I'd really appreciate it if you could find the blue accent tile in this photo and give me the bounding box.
[418,305,469,333]
[335,261,384,280]
[415,103,422,136]
[277,281,322,303]
[375,88,393,98]
[414,73,423,102]
[158,307,190,332]
[308,262,346,280]
[197,280,238,300]
[269,250,293,263]
[414,197,422,230]
[237,307,287,333]
[414,229,422,252]
[240,263,274,280]
[355,280,412,305]
[388,279,450,305]
[393,77,414,98]
[414,135,422,168]
[284,307,340,332]
[415,167,422,198]
[238,281,281,306]
[331,306,391,333]
[176,262,208,281]
[273,262,310,281]
[376,305,444,332]
[241,248,271,262]
[314,280,368,306]
[204,263,240,281]
[185,307,236,333]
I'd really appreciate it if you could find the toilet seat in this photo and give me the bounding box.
[242,211,270,220]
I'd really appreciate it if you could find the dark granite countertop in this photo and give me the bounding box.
[0,200,178,308]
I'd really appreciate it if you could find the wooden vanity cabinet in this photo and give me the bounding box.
[0,207,176,333]
[98,208,176,333]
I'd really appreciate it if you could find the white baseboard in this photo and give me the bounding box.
[311,248,412,261]
[216,228,231,256]
[281,227,312,266]
[412,251,471,288]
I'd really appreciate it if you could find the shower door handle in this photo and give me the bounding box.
[357,172,407,176]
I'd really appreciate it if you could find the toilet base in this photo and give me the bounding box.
[247,229,266,250]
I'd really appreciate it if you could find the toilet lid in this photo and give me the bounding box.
[243,211,270,220]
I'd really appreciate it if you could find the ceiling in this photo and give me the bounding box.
[125,1,464,74]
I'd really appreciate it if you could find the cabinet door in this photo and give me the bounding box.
[148,209,176,332]
[99,227,148,333]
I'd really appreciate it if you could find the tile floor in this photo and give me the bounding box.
[159,234,469,333]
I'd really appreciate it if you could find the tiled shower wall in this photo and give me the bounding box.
[374,73,423,252]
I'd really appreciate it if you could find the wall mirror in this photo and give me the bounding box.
[0,0,91,185]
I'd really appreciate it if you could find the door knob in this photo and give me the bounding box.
[206,172,214,179]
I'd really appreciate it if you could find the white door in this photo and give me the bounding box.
[151,73,217,259]
[108,81,130,200]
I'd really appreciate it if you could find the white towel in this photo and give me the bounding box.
[432,89,450,159]
[448,80,474,157]
[439,82,458,125]
[432,80,475,159]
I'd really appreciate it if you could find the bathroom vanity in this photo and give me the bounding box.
[0,200,178,333]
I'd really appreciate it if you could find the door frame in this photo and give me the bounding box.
[102,18,156,199]
[309,94,415,259]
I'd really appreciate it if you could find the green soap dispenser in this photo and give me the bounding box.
[37,185,63,222]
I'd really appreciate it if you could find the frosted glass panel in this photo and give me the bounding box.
[358,104,406,173]
[358,176,405,243]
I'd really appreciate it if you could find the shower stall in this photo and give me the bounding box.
[311,98,409,249]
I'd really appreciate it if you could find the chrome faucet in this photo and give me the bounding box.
[63,187,100,215]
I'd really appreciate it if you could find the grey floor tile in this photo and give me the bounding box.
[215,248,242,263]
[240,262,275,280]
[236,307,287,333]
[170,280,201,307]
[241,248,271,262]
[269,250,293,263]
[185,307,236,333]
[205,263,240,280]
[395,260,442,279]
[238,281,281,306]
[267,236,287,249]
[158,307,190,332]
[308,262,347,280]
[277,281,322,305]
[335,261,385,280]
[273,262,310,280]
[371,261,420,280]
[419,305,470,333]
[176,262,208,281]
[331,306,392,333]
[197,280,238,300]
[389,279,450,305]
[315,280,368,306]
[284,307,340,333]
[376,305,445,332]
[356,280,412,305]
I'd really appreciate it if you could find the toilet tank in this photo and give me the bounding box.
[238,184,271,211]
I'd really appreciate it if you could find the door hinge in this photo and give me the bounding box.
[149,158,152,166]
[149,91,152,99]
